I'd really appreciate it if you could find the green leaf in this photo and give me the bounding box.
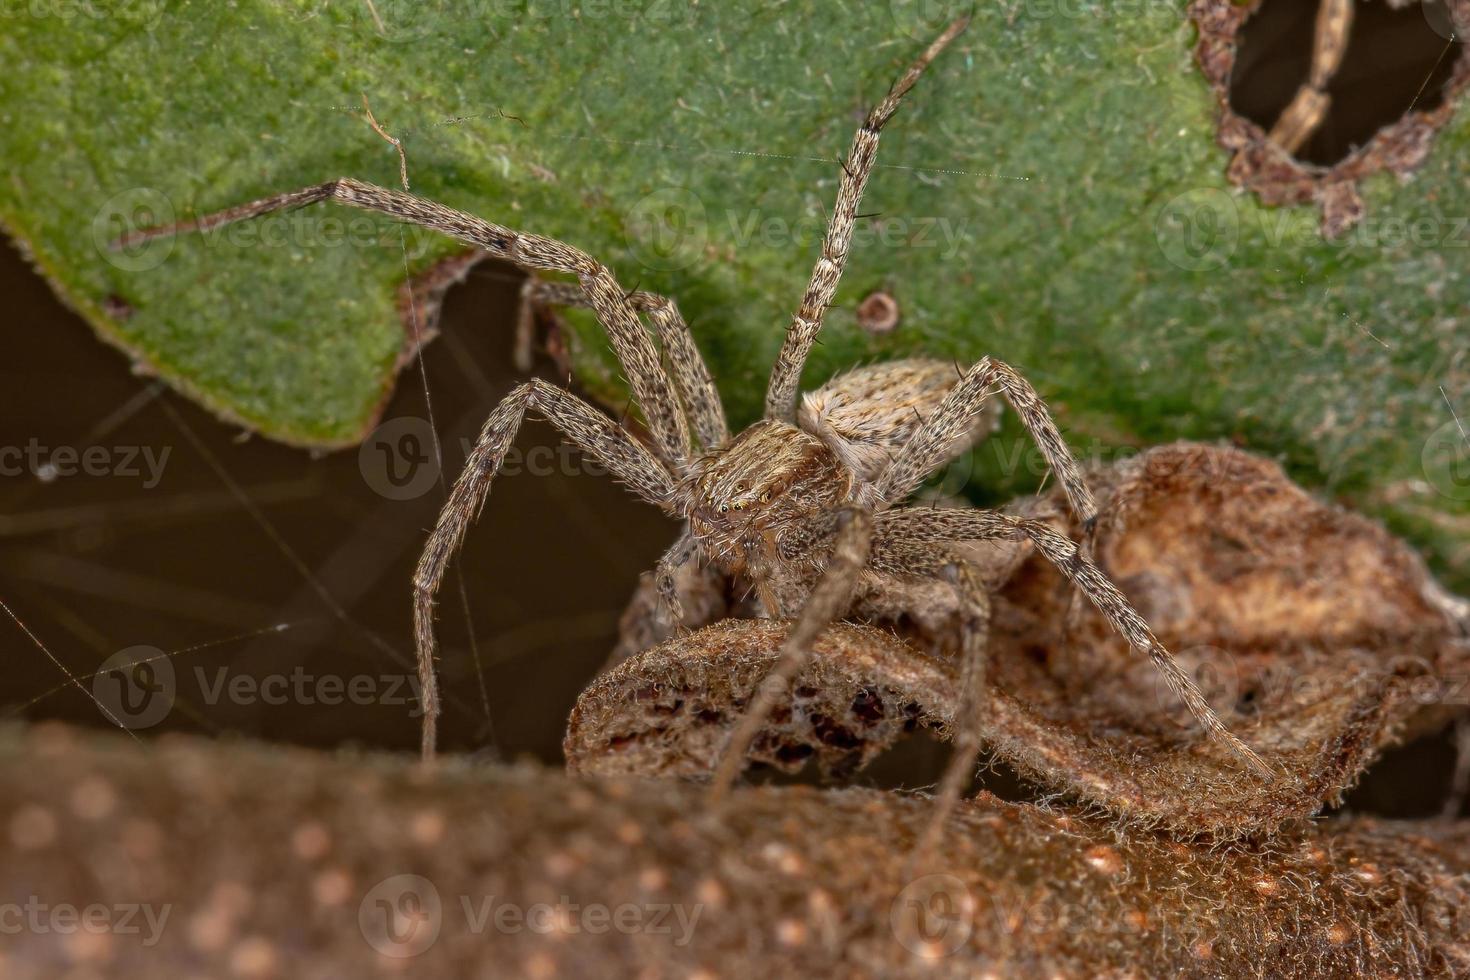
[1,1,1467,586]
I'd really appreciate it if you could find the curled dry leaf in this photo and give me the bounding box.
[582,443,1469,837]
[572,618,957,779]
[994,442,1470,835]
[1,724,1466,978]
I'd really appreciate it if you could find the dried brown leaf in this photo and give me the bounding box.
[571,618,955,779]
[993,442,1470,835]
[586,443,1469,837]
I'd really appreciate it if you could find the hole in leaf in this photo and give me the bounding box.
[1336,727,1461,819]
[1229,0,1465,166]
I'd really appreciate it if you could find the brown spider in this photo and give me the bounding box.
[118,16,1269,856]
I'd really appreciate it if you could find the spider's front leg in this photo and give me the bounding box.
[875,356,1099,531]
[521,279,729,452]
[115,178,701,470]
[115,177,728,757]
[861,535,995,867]
[707,507,873,803]
[876,507,1274,779]
[653,527,700,629]
[763,14,971,422]
[413,378,676,758]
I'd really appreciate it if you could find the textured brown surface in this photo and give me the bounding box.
[570,618,958,781]
[1,724,1467,978]
[992,443,1470,835]
[587,443,1470,837]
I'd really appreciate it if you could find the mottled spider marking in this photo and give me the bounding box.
[676,421,853,613]
[682,424,851,544]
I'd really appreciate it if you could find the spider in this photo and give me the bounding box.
[118,16,1268,858]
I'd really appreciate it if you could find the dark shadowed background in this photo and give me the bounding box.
[0,239,675,761]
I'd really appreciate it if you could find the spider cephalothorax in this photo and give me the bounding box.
[681,421,852,577]
[120,15,1269,864]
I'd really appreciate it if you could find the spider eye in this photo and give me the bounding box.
[718,503,729,513]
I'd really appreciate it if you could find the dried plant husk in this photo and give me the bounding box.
[571,618,957,779]
[587,443,1470,837]
[992,442,1469,835]
[1,724,1466,978]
